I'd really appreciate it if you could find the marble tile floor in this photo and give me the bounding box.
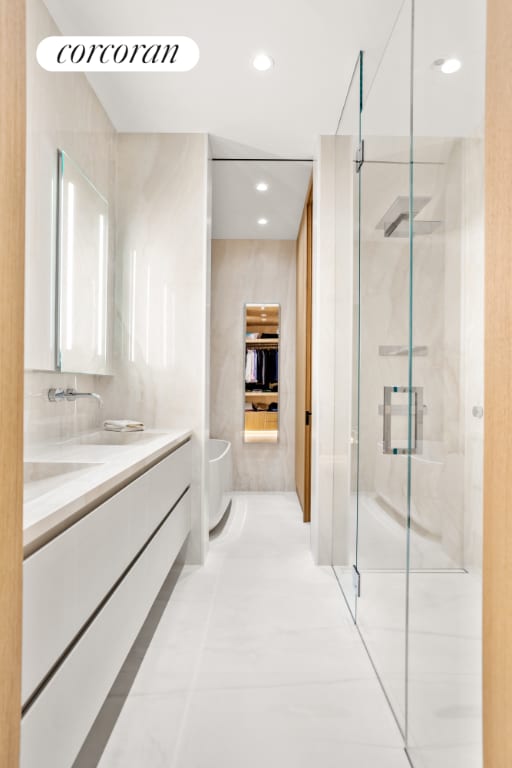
[357,571,482,768]
[333,490,482,768]
[75,492,409,768]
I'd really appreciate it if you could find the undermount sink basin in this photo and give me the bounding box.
[71,430,153,446]
[24,461,102,503]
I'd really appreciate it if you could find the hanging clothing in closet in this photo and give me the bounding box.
[245,348,258,383]
[245,348,279,388]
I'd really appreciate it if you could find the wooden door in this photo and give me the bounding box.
[483,0,512,765]
[296,183,313,522]
[0,0,25,764]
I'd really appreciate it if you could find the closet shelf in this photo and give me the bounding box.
[245,392,279,402]
[245,338,279,346]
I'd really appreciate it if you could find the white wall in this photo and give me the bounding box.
[210,239,296,491]
[24,0,211,563]
[25,0,116,373]
[24,0,116,449]
[460,139,484,574]
[310,136,354,565]
[102,134,211,563]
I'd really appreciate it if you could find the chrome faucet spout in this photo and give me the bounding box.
[73,391,103,404]
[48,388,103,407]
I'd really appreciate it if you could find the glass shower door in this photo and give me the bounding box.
[407,149,484,767]
[355,153,413,735]
[350,0,414,736]
[334,1,484,764]
[332,52,363,621]
[406,1,485,763]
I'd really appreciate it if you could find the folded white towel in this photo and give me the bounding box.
[104,419,144,432]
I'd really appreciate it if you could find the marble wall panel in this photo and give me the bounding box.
[210,239,296,491]
[24,1,211,564]
[24,371,106,449]
[25,0,116,373]
[460,139,484,573]
[354,138,484,570]
[24,0,116,451]
[311,136,355,567]
[104,133,210,563]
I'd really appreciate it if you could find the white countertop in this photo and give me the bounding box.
[24,428,192,557]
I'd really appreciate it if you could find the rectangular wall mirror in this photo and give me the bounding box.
[57,150,110,374]
[244,303,280,443]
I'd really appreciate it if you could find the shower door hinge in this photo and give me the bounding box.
[352,564,361,597]
[355,140,364,173]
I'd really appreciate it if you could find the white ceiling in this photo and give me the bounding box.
[212,161,312,239]
[42,0,409,157]
[42,0,486,238]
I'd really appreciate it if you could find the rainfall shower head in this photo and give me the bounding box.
[376,196,441,238]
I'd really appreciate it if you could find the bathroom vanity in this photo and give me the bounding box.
[21,428,192,768]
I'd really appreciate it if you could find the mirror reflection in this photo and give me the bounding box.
[244,303,280,443]
[57,150,110,374]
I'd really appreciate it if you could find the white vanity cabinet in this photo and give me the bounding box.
[21,438,192,768]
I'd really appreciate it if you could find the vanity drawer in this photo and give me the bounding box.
[21,490,191,768]
[22,439,192,705]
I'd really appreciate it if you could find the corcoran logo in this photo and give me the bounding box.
[37,36,200,72]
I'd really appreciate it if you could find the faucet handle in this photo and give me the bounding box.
[48,387,76,402]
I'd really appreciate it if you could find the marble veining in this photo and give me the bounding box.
[24,0,117,465]
[105,132,210,564]
[348,138,484,572]
[210,240,296,491]
[24,371,108,450]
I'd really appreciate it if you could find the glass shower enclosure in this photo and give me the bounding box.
[333,2,485,766]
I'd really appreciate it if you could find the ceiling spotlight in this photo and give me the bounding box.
[253,53,274,72]
[258,218,268,226]
[433,57,462,74]
[256,182,269,192]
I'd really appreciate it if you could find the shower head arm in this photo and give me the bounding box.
[384,212,409,238]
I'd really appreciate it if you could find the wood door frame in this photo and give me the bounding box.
[295,180,313,523]
[304,185,313,523]
[0,0,25,764]
[483,1,512,765]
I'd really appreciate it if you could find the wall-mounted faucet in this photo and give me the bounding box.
[48,388,103,407]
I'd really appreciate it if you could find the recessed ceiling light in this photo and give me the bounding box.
[261,313,267,318]
[258,218,268,226]
[253,53,274,72]
[433,57,462,74]
[256,182,269,192]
